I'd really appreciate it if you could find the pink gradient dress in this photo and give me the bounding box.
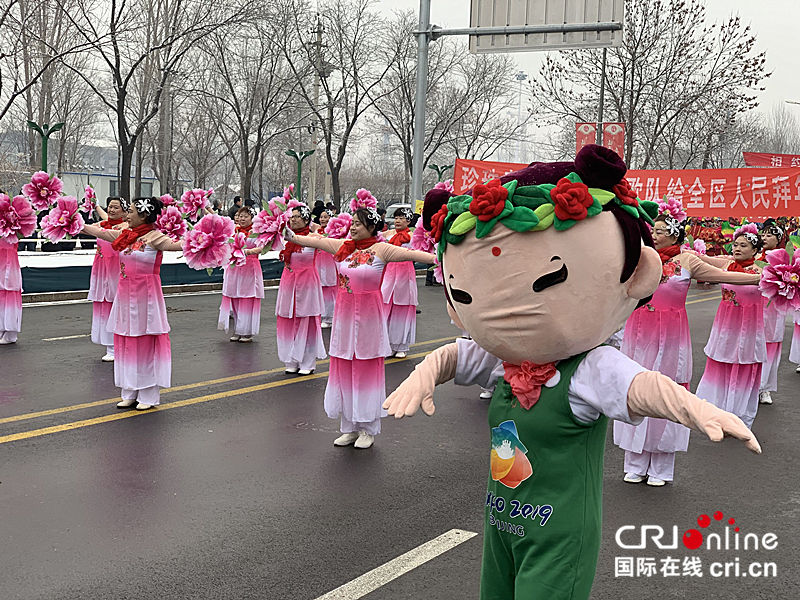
[0,239,22,341]
[275,246,326,370]
[316,249,337,325]
[293,236,434,436]
[381,231,418,353]
[110,242,171,405]
[89,235,122,352]
[760,297,787,393]
[219,237,264,337]
[696,279,765,429]
[614,253,761,480]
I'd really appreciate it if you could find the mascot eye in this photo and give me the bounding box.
[533,262,568,292]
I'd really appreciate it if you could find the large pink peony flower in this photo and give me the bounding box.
[657,196,686,222]
[283,184,295,200]
[160,194,176,206]
[759,249,800,312]
[0,194,37,243]
[180,188,211,222]
[252,205,289,251]
[79,185,96,215]
[410,223,436,253]
[229,232,248,267]
[183,214,235,270]
[434,179,454,193]
[41,196,84,243]
[349,188,377,212]
[23,171,63,211]
[155,205,187,241]
[325,213,352,239]
[432,246,443,284]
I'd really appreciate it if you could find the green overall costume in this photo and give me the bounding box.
[481,352,608,600]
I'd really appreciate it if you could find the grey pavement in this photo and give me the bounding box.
[0,283,797,599]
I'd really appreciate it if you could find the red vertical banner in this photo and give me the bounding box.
[576,123,597,154]
[602,123,625,158]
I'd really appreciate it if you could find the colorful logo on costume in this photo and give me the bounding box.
[490,420,532,489]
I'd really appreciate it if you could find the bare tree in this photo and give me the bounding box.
[530,0,768,168]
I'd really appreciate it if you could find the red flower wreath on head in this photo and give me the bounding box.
[431,204,449,242]
[612,179,639,207]
[469,179,508,222]
[550,178,593,222]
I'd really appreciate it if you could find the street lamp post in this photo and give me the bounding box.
[428,163,453,182]
[26,121,65,173]
[286,149,316,199]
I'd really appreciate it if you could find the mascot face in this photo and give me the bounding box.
[443,212,659,365]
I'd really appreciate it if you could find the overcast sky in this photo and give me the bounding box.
[381,0,800,114]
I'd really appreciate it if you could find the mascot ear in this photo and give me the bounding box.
[626,246,661,299]
[446,303,465,332]
[422,188,452,230]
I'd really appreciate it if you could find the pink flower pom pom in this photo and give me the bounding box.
[0,194,36,243]
[84,185,96,201]
[41,196,84,243]
[79,185,96,215]
[23,171,63,211]
[283,184,295,200]
[759,250,800,312]
[160,194,176,206]
[183,214,235,270]
[432,247,443,284]
[657,196,686,222]
[229,232,248,267]
[155,205,187,241]
[733,223,759,241]
[434,179,454,193]
[180,188,211,222]
[325,213,352,239]
[349,188,377,212]
[411,224,436,253]
[693,239,707,255]
[252,208,289,251]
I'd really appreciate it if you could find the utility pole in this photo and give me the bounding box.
[410,0,431,208]
[515,71,527,162]
[308,15,323,205]
[595,48,607,146]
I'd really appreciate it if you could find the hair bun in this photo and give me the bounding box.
[574,144,627,189]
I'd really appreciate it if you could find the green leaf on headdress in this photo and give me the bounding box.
[503,179,518,198]
[502,206,540,232]
[618,203,639,219]
[532,204,555,231]
[565,172,583,184]
[475,200,514,239]
[638,200,659,224]
[511,185,552,211]
[447,196,472,216]
[450,212,478,235]
[588,188,616,206]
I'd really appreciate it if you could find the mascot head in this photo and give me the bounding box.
[424,145,662,365]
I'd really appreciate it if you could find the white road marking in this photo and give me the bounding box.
[314,528,478,600]
[42,334,91,341]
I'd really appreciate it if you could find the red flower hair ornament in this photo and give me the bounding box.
[470,179,509,222]
[431,204,449,242]
[550,178,593,222]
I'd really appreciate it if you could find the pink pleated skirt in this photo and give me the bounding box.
[92,301,114,346]
[385,302,416,353]
[0,289,22,332]
[695,358,761,429]
[114,333,171,391]
[218,296,261,336]
[276,315,326,365]
[324,356,387,424]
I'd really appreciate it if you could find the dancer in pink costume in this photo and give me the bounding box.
[756,219,788,404]
[219,206,264,342]
[0,238,22,345]
[614,213,761,486]
[285,208,435,449]
[314,210,337,329]
[382,207,422,358]
[276,204,326,375]
[89,197,129,361]
[790,311,800,373]
[694,225,764,429]
[81,197,184,410]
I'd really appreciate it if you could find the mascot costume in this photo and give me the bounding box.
[383,145,761,600]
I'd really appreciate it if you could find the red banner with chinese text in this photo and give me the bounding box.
[453,158,800,218]
[742,152,800,168]
[576,123,597,154]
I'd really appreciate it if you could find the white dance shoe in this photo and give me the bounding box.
[321,322,331,329]
[101,353,114,362]
[796,365,800,373]
[647,477,666,487]
[479,389,494,400]
[229,335,240,342]
[394,351,407,359]
[285,367,299,374]
[116,398,137,408]
[135,403,154,410]
[759,391,773,404]
[623,473,645,484]
[238,336,252,343]
[333,432,360,446]
[298,369,313,376]
[354,432,374,449]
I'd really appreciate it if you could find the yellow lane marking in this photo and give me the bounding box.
[686,295,722,305]
[0,350,436,446]
[0,338,455,426]
[687,290,723,299]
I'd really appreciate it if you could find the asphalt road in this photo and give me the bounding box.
[1,282,797,600]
